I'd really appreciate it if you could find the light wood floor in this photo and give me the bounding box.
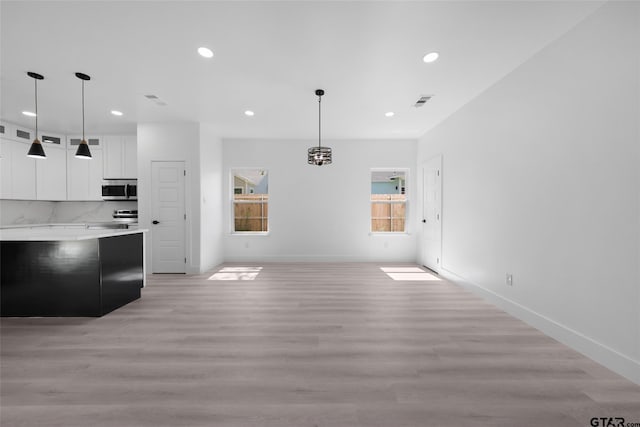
[2,263,639,427]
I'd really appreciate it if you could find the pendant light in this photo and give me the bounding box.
[307,89,332,166]
[74,72,92,159]
[26,72,46,159]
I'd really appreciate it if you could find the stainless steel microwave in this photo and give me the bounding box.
[102,180,137,201]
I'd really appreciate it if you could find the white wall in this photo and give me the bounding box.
[137,123,201,273]
[223,139,417,261]
[199,124,224,271]
[417,2,640,382]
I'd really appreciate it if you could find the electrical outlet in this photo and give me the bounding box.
[244,241,250,249]
[384,241,389,248]
[506,273,513,286]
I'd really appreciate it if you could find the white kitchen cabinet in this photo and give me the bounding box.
[1,124,116,201]
[123,135,137,178]
[89,149,103,199]
[67,148,103,201]
[0,138,13,198]
[103,135,137,179]
[36,145,67,200]
[67,135,103,200]
[10,140,37,200]
[102,135,122,179]
[2,125,60,200]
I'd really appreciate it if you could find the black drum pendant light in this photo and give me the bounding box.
[75,72,92,159]
[26,72,46,159]
[308,89,332,166]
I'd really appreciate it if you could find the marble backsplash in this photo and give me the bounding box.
[0,200,138,226]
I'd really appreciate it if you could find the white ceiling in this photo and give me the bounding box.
[1,1,604,139]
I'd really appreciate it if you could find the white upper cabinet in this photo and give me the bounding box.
[123,135,137,178]
[66,148,87,201]
[10,140,37,200]
[66,147,103,201]
[36,145,67,201]
[103,135,137,179]
[103,135,122,179]
[0,122,12,198]
[0,122,121,201]
[1,128,70,200]
[0,138,13,198]
[36,132,67,201]
[89,149,104,199]
[4,124,38,199]
[66,135,103,200]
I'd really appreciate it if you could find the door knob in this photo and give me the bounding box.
[422,219,426,223]
[152,220,160,225]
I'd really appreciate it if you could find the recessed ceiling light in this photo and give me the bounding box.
[22,111,36,117]
[423,52,439,63]
[111,110,123,116]
[244,110,255,116]
[385,112,395,117]
[198,47,214,58]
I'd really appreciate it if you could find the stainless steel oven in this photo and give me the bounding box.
[102,180,137,201]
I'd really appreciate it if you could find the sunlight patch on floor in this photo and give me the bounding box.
[380,266,440,281]
[380,267,426,273]
[208,267,263,281]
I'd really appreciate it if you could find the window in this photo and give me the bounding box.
[371,169,407,232]
[232,169,268,233]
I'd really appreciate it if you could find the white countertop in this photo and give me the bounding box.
[0,222,137,229]
[0,227,147,241]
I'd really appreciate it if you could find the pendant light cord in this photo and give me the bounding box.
[34,78,38,138]
[318,93,321,149]
[81,80,85,141]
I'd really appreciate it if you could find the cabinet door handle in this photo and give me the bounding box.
[152,220,160,225]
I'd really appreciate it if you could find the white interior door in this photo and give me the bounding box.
[422,155,442,272]
[151,161,186,273]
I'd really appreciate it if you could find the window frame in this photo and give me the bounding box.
[230,168,269,235]
[370,168,409,234]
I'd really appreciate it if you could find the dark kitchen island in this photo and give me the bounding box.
[0,228,146,317]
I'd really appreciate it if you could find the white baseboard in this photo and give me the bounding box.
[223,255,416,263]
[439,268,640,386]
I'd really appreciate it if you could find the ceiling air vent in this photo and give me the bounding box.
[16,129,30,139]
[144,94,167,106]
[414,95,433,108]
[42,135,61,145]
[69,138,101,146]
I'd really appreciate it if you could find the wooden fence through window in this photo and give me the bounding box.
[233,194,404,233]
[371,194,406,232]
[234,194,268,232]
